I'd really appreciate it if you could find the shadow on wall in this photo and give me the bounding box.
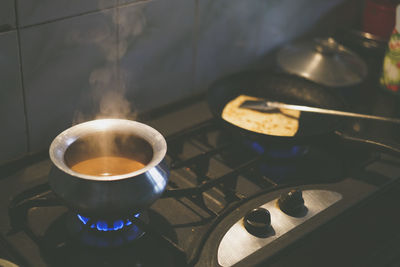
[193,0,346,92]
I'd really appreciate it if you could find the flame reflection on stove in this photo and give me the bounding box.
[77,213,140,232]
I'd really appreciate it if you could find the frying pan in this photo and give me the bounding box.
[207,71,400,154]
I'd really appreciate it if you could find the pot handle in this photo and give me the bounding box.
[334,130,400,155]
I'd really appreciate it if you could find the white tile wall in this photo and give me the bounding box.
[118,0,195,111]
[0,31,27,163]
[17,0,116,27]
[0,0,348,163]
[20,9,118,152]
[0,0,16,31]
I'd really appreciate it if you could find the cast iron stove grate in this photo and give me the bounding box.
[6,118,375,266]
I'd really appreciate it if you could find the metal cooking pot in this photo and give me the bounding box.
[49,118,169,219]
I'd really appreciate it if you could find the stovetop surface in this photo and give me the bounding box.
[1,97,400,267]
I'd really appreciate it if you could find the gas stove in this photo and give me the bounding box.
[1,96,400,267]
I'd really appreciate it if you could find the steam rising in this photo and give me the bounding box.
[71,3,147,125]
[64,131,153,176]
[88,67,134,119]
[98,90,132,119]
[68,3,149,165]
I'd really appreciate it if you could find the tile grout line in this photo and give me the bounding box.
[14,0,31,153]
[0,29,16,35]
[18,0,152,30]
[192,0,199,94]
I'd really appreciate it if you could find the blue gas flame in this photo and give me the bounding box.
[244,139,306,158]
[250,141,265,154]
[77,213,140,231]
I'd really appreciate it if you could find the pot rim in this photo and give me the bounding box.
[49,118,167,181]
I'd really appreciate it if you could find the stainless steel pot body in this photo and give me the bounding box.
[49,119,169,218]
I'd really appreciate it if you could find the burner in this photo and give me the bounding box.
[242,139,309,158]
[215,132,346,185]
[215,131,310,160]
[67,212,148,247]
[216,132,311,167]
[76,213,141,232]
[258,147,343,184]
[37,210,183,267]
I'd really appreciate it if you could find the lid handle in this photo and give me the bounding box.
[314,37,341,55]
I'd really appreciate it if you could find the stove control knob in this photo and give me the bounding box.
[278,189,305,216]
[243,208,271,237]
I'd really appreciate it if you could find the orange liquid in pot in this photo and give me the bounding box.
[70,156,146,176]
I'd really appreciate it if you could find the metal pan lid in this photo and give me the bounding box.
[277,37,368,87]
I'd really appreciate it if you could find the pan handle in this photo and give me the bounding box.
[334,130,400,155]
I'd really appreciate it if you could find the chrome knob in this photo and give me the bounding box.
[278,189,306,216]
[243,208,271,237]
